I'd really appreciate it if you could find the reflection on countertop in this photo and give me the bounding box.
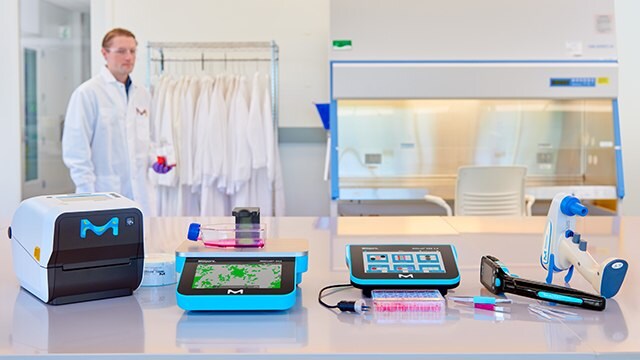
[134,284,177,309]
[176,301,308,352]
[11,290,144,354]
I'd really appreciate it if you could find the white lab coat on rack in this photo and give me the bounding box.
[248,73,267,169]
[157,76,182,216]
[156,77,178,187]
[149,71,282,216]
[178,77,201,216]
[148,75,168,184]
[247,72,270,213]
[191,76,212,193]
[219,75,236,195]
[262,73,286,216]
[196,76,228,216]
[146,41,282,217]
[228,76,252,209]
[171,77,186,216]
[148,75,168,216]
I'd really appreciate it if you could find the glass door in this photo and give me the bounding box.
[20,0,91,198]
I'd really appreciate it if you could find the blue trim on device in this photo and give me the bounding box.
[564,265,574,283]
[177,290,297,311]
[346,244,460,286]
[600,259,628,298]
[295,256,309,285]
[537,291,583,304]
[330,99,339,199]
[296,256,308,273]
[330,60,618,64]
[612,99,625,199]
[349,274,461,286]
[176,255,186,273]
[329,60,339,200]
[545,254,555,284]
[542,222,552,266]
[175,252,307,311]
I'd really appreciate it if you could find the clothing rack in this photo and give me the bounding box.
[146,41,280,130]
[145,41,283,216]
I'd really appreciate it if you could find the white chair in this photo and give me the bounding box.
[424,166,535,216]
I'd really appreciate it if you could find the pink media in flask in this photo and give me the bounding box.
[187,223,266,248]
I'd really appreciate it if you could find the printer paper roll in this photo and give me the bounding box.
[141,253,176,287]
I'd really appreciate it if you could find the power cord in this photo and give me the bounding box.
[318,283,370,313]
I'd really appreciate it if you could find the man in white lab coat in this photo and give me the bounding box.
[62,28,169,216]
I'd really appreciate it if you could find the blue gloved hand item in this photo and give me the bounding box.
[152,161,173,174]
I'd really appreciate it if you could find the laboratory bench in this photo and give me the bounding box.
[1,216,639,359]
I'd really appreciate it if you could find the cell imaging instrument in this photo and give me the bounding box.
[175,239,308,311]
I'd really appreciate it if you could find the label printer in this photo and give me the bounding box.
[9,193,144,305]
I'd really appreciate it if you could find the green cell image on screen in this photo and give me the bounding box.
[192,263,282,289]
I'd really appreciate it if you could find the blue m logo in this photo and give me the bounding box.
[80,217,119,238]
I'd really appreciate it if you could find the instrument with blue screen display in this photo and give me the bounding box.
[175,239,308,311]
[346,244,460,296]
[480,255,605,311]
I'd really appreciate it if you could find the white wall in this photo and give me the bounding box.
[91,0,329,128]
[0,0,23,226]
[279,142,332,215]
[616,0,640,215]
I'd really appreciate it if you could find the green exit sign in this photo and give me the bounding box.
[332,40,352,50]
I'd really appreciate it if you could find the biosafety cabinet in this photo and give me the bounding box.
[329,0,623,215]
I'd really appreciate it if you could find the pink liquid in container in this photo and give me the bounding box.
[187,223,266,248]
[371,289,445,312]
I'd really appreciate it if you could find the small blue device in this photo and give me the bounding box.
[346,244,460,296]
[175,239,308,311]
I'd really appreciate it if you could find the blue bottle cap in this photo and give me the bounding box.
[187,223,201,241]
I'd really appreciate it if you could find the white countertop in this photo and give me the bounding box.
[1,216,639,359]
